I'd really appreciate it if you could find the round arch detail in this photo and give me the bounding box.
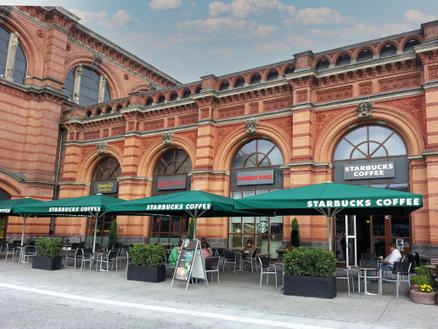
[213,123,291,172]
[137,137,196,178]
[314,106,425,163]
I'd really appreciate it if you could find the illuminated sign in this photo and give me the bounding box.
[157,175,187,191]
[92,181,118,194]
[344,161,395,180]
[237,170,274,186]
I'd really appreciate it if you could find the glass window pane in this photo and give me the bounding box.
[334,139,353,160]
[268,147,283,165]
[391,217,409,237]
[384,134,407,155]
[373,238,386,257]
[373,215,385,236]
[229,234,242,249]
[344,126,366,145]
[372,147,387,157]
[369,126,391,142]
[243,217,254,234]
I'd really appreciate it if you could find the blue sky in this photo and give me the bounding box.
[5,1,438,83]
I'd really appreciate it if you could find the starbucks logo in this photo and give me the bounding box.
[257,221,268,233]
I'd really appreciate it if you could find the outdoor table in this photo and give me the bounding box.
[231,247,245,272]
[94,250,107,271]
[357,266,381,296]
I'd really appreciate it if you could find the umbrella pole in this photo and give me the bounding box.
[92,214,98,254]
[21,216,27,247]
[327,216,333,251]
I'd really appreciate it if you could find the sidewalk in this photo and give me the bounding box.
[0,259,437,329]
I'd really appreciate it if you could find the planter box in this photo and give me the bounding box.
[127,264,165,283]
[410,289,437,305]
[284,275,336,298]
[32,256,63,270]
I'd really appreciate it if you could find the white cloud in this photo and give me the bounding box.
[286,7,355,26]
[253,25,276,37]
[404,10,436,23]
[178,17,250,34]
[149,0,182,11]
[209,0,294,18]
[70,9,137,29]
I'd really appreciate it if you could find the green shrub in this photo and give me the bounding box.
[291,218,301,247]
[129,244,165,267]
[410,266,435,288]
[35,238,61,257]
[283,246,337,277]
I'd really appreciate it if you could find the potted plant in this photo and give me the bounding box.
[283,246,337,298]
[32,238,62,270]
[410,266,436,305]
[127,244,166,283]
[108,219,117,249]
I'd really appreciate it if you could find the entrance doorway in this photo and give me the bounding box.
[335,214,410,263]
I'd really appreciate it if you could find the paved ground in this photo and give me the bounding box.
[0,256,437,329]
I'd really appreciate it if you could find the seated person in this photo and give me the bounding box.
[200,237,213,255]
[201,241,212,260]
[168,240,182,268]
[379,242,402,271]
[243,239,256,254]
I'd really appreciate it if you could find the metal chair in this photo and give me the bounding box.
[4,242,17,262]
[335,267,355,295]
[22,245,37,263]
[205,256,220,284]
[242,248,257,272]
[80,248,94,271]
[258,256,277,288]
[100,249,118,272]
[65,248,83,270]
[380,262,412,298]
[224,250,237,272]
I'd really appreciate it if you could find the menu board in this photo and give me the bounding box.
[171,239,207,290]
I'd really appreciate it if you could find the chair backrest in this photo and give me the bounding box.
[213,248,225,257]
[258,256,270,268]
[225,250,236,261]
[205,256,219,270]
[25,245,35,253]
[82,248,93,257]
[109,249,118,259]
[6,242,15,250]
[392,261,411,274]
[360,253,377,267]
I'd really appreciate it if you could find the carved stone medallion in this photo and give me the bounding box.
[245,119,258,135]
[356,102,372,120]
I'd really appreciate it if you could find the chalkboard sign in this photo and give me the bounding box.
[171,239,207,290]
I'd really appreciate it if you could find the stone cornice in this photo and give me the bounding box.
[118,176,152,182]
[0,78,66,101]
[58,182,90,186]
[422,80,438,90]
[423,150,438,157]
[283,161,332,168]
[189,170,229,176]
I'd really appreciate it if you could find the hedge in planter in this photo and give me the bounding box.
[410,266,436,305]
[127,244,166,283]
[32,238,63,270]
[283,246,337,298]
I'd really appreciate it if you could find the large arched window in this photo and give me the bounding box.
[0,26,27,84]
[86,156,121,249]
[333,125,409,262]
[64,65,111,105]
[230,139,284,258]
[151,149,192,244]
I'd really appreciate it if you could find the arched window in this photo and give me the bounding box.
[357,49,373,62]
[230,139,284,257]
[182,89,191,98]
[316,58,330,71]
[155,149,192,175]
[169,92,178,101]
[0,26,27,84]
[266,70,278,81]
[234,77,245,88]
[249,73,261,84]
[403,39,420,52]
[284,66,295,75]
[333,125,410,262]
[151,149,192,243]
[379,44,396,58]
[335,54,351,66]
[88,156,121,249]
[64,65,111,106]
[146,97,153,106]
[219,81,229,91]
[157,95,165,103]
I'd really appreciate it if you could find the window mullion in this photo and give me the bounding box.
[72,65,83,104]
[98,75,107,103]
[5,32,18,82]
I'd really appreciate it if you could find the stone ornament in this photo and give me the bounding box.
[96,142,106,154]
[245,119,258,135]
[357,102,372,120]
[162,132,173,146]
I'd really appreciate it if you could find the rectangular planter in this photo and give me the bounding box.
[32,256,63,271]
[127,264,165,283]
[284,275,336,298]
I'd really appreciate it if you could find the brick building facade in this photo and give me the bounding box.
[1,6,438,258]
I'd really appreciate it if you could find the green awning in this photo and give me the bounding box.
[0,197,44,216]
[234,182,422,216]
